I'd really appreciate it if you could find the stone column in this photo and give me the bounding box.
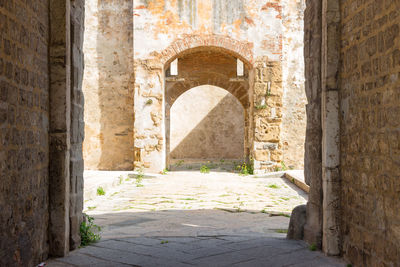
[69,0,85,250]
[321,0,341,256]
[303,0,323,249]
[49,0,71,256]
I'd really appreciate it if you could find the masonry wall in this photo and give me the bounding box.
[80,1,307,172]
[170,85,244,160]
[83,0,134,170]
[0,0,50,265]
[340,1,400,265]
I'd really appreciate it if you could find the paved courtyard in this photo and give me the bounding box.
[47,171,345,266]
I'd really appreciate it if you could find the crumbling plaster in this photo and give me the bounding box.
[131,0,307,172]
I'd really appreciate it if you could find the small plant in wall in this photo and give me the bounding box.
[145,99,153,105]
[80,214,101,247]
[274,161,288,172]
[236,158,254,175]
[237,163,251,176]
[255,104,267,110]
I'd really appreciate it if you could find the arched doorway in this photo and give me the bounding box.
[164,47,253,169]
[169,85,245,169]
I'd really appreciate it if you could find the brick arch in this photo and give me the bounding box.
[160,34,254,68]
[164,49,250,108]
[166,74,249,108]
[164,46,252,168]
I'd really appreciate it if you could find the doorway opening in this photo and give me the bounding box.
[163,47,253,171]
[169,85,245,171]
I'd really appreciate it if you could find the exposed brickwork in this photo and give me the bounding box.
[0,0,50,265]
[340,0,400,265]
[160,34,254,66]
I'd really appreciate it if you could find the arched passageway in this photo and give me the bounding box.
[169,85,245,167]
[164,48,253,169]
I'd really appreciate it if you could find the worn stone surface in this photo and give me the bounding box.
[287,204,307,240]
[340,0,400,265]
[83,170,308,215]
[69,0,85,251]
[170,85,245,161]
[303,0,323,250]
[46,202,345,266]
[0,0,50,266]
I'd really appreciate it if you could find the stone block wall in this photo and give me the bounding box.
[0,0,50,265]
[83,0,134,170]
[340,0,400,265]
[253,60,284,172]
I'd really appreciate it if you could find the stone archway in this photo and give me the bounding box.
[168,85,245,168]
[163,47,252,169]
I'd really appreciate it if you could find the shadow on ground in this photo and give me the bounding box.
[47,210,345,267]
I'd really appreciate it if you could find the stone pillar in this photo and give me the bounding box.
[303,0,323,249]
[69,0,85,250]
[48,0,71,256]
[133,60,165,172]
[252,59,283,173]
[321,0,341,256]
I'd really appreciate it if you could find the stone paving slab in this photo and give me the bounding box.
[83,171,308,215]
[46,171,345,266]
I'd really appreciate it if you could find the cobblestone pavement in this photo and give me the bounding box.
[46,171,345,266]
[84,171,308,215]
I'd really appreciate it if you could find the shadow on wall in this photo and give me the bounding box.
[170,86,245,160]
[97,0,134,170]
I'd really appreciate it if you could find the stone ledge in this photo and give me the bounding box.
[284,170,309,193]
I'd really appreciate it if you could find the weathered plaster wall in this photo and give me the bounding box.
[170,85,244,160]
[0,0,50,265]
[82,0,134,170]
[281,0,307,169]
[81,0,307,172]
[133,0,288,172]
[340,0,400,265]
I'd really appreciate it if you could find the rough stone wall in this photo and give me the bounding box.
[281,0,307,169]
[82,0,134,170]
[170,85,244,160]
[340,0,400,265]
[252,60,284,172]
[0,0,50,265]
